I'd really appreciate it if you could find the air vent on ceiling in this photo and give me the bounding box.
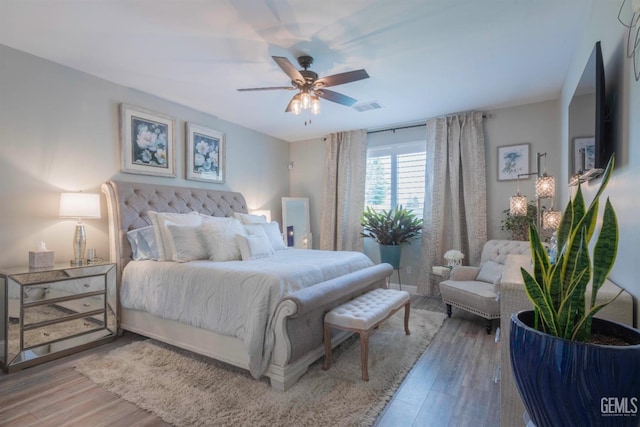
[353,101,383,112]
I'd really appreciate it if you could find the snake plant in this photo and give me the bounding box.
[360,205,423,246]
[522,154,621,341]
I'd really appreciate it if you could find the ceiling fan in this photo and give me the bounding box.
[237,55,369,115]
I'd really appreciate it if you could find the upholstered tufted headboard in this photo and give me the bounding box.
[101,180,248,278]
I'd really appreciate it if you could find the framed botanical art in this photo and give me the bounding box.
[497,143,530,181]
[120,104,176,177]
[186,122,225,183]
[573,136,595,174]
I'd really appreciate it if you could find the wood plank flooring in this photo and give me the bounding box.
[0,296,500,426]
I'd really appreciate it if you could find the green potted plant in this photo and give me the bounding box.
[510,155,640,426]
[501,201,537,241]
[360,205,423,270]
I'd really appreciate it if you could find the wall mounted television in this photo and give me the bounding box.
[568,41,612,184]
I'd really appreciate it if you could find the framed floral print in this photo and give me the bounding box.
[120,104,176,177]
[186,122,225,183]
[497,143,530,181]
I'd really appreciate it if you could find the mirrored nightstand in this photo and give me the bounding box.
[0,262,117,372]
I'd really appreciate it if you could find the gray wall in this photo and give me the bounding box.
[0,45,290,268]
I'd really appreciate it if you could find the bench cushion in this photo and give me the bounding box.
[325,288,410,330]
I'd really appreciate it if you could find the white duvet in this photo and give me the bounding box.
[120,249,374,378]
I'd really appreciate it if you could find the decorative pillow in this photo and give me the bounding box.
[166,223,208,262]
[148,211,202,261]
[476,260,505,284]
[201,217,245,261]
[261,221,287,251]
[233,212,268,224]
[126,225,160,261]
[235,234,275,261]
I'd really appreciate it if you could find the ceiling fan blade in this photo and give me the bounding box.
[237,86,296,92]
[315,89,358,106]
[272,56,305,86]
[315,69,369,88]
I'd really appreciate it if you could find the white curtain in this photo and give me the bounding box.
[319,129,367,252]
[418,112,487,295]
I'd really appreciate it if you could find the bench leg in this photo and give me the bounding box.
[323,323,331,370]
[360,331,369,381]
[404,302,411,335]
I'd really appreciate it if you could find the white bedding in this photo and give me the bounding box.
[120,249,374,377]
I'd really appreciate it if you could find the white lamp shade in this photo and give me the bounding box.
[535,174,555,199]
[59,193,101,219]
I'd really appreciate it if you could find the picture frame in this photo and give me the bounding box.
[186,122,225,183]
[120,104,176,177]
[497,143,530,181]
[573,136,595,174]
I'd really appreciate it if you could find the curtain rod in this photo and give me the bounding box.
[367,113,491,135]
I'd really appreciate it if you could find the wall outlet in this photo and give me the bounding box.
[406,266,412,275]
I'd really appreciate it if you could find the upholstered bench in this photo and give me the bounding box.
[323,288,410,381]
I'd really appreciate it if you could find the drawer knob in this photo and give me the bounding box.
[43,332,50,337]
[84,283,90,288]
[83,303,90,307]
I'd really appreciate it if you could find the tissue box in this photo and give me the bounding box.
[29,251,55,268]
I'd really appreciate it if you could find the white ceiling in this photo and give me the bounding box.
[0,0,590,142]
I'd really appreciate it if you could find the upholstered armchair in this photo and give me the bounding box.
[438,240,532,333]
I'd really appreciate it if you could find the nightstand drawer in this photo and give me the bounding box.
[23,294,105,327]
[22,275,105,303]
[23,315,106,348]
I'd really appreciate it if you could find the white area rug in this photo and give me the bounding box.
[75,308,446,427]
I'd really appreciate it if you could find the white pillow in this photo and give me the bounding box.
[476,260,505,284]
[126,225,160,261]
[166,223,208,262]
[148,211,202,261]
[261,222,287,251]
[201,217,245,261]
[233,212,268,224]
[235,234,275,260]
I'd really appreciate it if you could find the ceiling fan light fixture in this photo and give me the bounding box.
[300,91,311,110]
[291,94,301,115]
[311,96,320,115]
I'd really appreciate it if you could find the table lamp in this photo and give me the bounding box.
[59,192,101,265]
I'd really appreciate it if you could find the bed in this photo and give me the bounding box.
[101,180,392,390]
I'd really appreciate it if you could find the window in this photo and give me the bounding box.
[364,141,426,217]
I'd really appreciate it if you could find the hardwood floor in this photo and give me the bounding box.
[0,296,500,426]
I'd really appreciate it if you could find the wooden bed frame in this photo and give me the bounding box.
[101,180,392,390]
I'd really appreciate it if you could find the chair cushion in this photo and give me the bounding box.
[439,280,499,316]
[476,260,505,284]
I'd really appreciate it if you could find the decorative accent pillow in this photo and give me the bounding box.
[261,221,287,251]
[235,234,275,260]
[201,217,245,261]
[166,223,208,262]
[148,211,202,261]
[476,260,505,284]
[126,225,160,261]
[233,212,268,224]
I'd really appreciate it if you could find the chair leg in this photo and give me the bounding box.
[446,304,452,318]
[485,318,492,334]
[323,323,331,370]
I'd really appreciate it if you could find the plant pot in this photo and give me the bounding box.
[510,310,640,427]
[379,245,401,270]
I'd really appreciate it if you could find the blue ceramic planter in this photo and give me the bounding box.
[510,311,640,427]
[378,245,401,269]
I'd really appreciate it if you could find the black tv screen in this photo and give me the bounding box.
[568,41,611,178]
